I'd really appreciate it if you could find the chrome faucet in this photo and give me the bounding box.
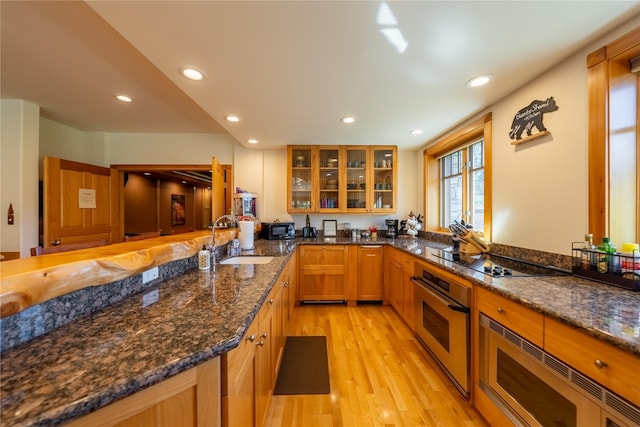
[211,214,238,266]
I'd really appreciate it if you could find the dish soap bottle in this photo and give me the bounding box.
[198,245,210,271]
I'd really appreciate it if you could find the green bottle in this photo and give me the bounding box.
[597,237,616,273]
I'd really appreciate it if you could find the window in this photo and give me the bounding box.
[424,113,492,239]
[440,140,485,230]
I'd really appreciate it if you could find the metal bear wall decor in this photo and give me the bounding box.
[508,97,558,141]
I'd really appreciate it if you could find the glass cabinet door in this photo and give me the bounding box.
[346,147,368,212]
[371,147,396,212]
[317,147,341,211]
[288,146,314,212]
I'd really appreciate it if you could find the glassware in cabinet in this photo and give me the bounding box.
[372,147,396,211]
[288,146,314,212]
[318,147,340,210]
[346,147,368,211]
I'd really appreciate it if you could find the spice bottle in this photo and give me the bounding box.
[581,233,596,271]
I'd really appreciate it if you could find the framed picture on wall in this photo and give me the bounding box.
[171,194,186,226]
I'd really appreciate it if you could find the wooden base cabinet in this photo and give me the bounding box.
[357,245,383,301]
[222,256,293,427]
[299,245,349,302]
[68,358,221,427]
[383,247,414,327]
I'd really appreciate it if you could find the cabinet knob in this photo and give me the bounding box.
[594,359,608,369]
[283,281,289,288]
[497,307,505,314]
[258,340,265,347]
[268,298,274,305]
[246,334,256,342]
[261,332,268,339]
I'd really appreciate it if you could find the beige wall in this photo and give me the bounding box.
[0,100,40,257]
[416,20,640,255]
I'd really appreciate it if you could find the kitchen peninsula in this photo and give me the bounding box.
[1,233,639,426]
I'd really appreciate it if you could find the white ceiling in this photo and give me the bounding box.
[2,1,639,151]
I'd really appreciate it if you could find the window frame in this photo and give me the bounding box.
[423,113,493,239]
[587,26,640,244]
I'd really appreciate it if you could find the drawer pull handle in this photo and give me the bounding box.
[497,307,505,314]
[594,359,608,369]
[246,334,256,342]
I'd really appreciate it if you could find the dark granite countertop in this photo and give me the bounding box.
[1,236,638,426]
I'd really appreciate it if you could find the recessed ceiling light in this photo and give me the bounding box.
[466,75,493,88]
[247,139,258,144]
[340,116,356,124]
[180,67,206,81]
[225,115,240,122]
[143,172,151,176]
[410,129,423,135]
[115,94,133,103]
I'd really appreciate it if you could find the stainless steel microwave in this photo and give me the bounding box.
[260,222,295,240]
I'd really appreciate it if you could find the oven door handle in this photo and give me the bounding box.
[412,277,470,314]
[448,305,470,314]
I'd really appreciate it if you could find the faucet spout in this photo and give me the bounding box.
[211,214,238,266]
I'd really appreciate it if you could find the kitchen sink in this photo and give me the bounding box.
[219,256,274,265]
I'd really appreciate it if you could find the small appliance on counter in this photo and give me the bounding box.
[233,193,257,217]
[385,219,398,239]
[260,221,295,240]
[302,214,317,238]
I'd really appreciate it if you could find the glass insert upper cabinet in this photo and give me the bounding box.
[287,146,315,213]
[370,147,397,213]
[318,147,341,212]
[345,147,368,212]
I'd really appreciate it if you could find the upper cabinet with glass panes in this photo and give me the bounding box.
[287,146,315,213]
[287,145,397,214]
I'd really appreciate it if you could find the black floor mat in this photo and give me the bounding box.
[273,336,330,395]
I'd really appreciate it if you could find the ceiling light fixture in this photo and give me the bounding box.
[340,116,356,124]
[410,129,423,135]
[247,139,258,144]
[466,75,493,88]
[225,115,240,122]
[115,94,133,103]
[180,67,206,81]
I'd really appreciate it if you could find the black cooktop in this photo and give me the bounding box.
[432,250,570,277]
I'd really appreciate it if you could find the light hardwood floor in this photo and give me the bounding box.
[264,304,489,427]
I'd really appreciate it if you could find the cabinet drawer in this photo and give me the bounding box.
[476,286,544,347]
[300,245,348,266]
[545,317,640,406]
[386,247,412,271]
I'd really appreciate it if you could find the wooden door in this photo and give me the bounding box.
[44,156,119,247]
[211,157,226,221]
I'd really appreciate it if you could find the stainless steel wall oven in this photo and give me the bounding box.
[412,263,471,398]
[479,313,640,427]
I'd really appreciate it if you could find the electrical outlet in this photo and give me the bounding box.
[142,267,159,284]
[142,289,159,307]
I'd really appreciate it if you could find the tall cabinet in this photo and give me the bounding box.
[287,145,397,214]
